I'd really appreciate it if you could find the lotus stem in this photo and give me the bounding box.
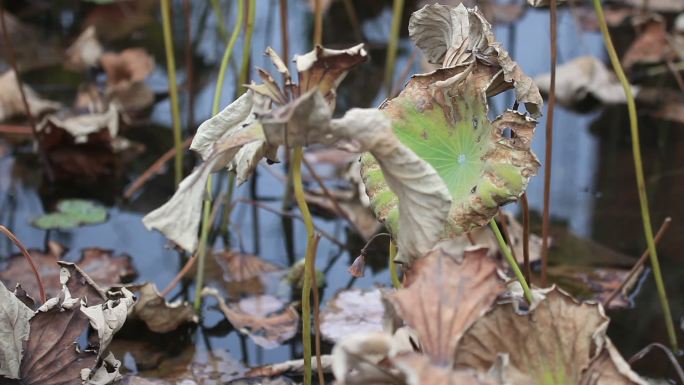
[310,234,325,385]
[292,146,316,385]
[209,0,228,42]
[193,176,213,311]
[213,0,244,115]
[593,0,678,352]
[520,193,532,284]
[389,239,400,288]
[490,219,533,305]
[160,0,184,187]
[541,0,558,287]
[313,0,323,45]
[193,0,246,310]
[237,0,256,97]
[384,0,405,96]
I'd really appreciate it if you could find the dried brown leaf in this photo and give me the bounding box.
[320,288,385,343]
[202,288,298,349]
[128,283,197,334]
[386,245,504,365]
[0,243,136,301]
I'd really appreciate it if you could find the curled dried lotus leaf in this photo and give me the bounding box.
[452,287,643,385]
[408,3,542,117]
[361,65,539,241]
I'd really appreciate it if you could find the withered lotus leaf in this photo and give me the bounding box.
[0,243,136,301]
[0,281,33,379]
[127,283,197,334]
[386,244,504,366]
[453,287,646,385]
[202,288,298,349]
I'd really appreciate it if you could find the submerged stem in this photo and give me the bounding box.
[593,0,678,352]
[160,0,184,187]
[384,0,405,96]
[490,219,533,305]
[292,146,316,385]
[389,239,400,289]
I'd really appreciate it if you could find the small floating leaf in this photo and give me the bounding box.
[32,199,107,230]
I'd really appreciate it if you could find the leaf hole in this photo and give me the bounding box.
[502,127,516,139]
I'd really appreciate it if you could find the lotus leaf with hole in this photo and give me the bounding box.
[361,5,541,254]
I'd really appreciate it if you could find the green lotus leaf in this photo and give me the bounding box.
[361,65,540,238]
[33,199,107,230]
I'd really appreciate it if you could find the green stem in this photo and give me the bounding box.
[160,0,184,187]
[194,175,213,311]
[209,0,228,42]
[213,0,244,115]
[490,219,533,305]
[194,0,245,311]
[292,146,315,385]
[389,239,400,289]
[384,0,405,96]
[237,0,256,97]
[593,0,678,352]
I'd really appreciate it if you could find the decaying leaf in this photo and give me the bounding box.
[362,65,539,253]
[393,353,498,385]
[202,288,298,349]
[142,125,264,252]
[65,26,104,71]
[320,287,385,343]
[622,16,672,70]
[10,263,133,385]
[0,70,60,122]
[0,281,34,379]
[534,56,639,108]
[331,332,402,385]
[100,48,155,88]
[0,242,136,300]
[263,91,452,265]
[38,103,120,144]
[547,265,636,309]
[386,244,504,365]
[212,250,284,299]
[453,287,646,385]
[246,356,333,377]
[305,189,382,240]
[128,283,197,334]
[408,4,542,116]
[32,199,108,230]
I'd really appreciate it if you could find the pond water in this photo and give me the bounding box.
[0,0,682,381]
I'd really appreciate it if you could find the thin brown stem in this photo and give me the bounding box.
[302,158,351,224]
[160,254,197,297]
[124,136,194,199]
[279,0,290,67]
[520,193,532,283]
[313,0,323,45]
[541,0,558,287]
[236,198,344,247]
[0,5,53,181]
[628,343,684,384]
[603,217,671,308]
[0,225,45,303]
[310,234,325,385]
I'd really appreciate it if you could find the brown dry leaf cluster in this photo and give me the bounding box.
[330,245,647,385]
[202,288,299,349]
[127,283,198,334]
[0,263,135,385]
[0,241,136,300]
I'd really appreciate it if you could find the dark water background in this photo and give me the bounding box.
[0,0,682,381]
